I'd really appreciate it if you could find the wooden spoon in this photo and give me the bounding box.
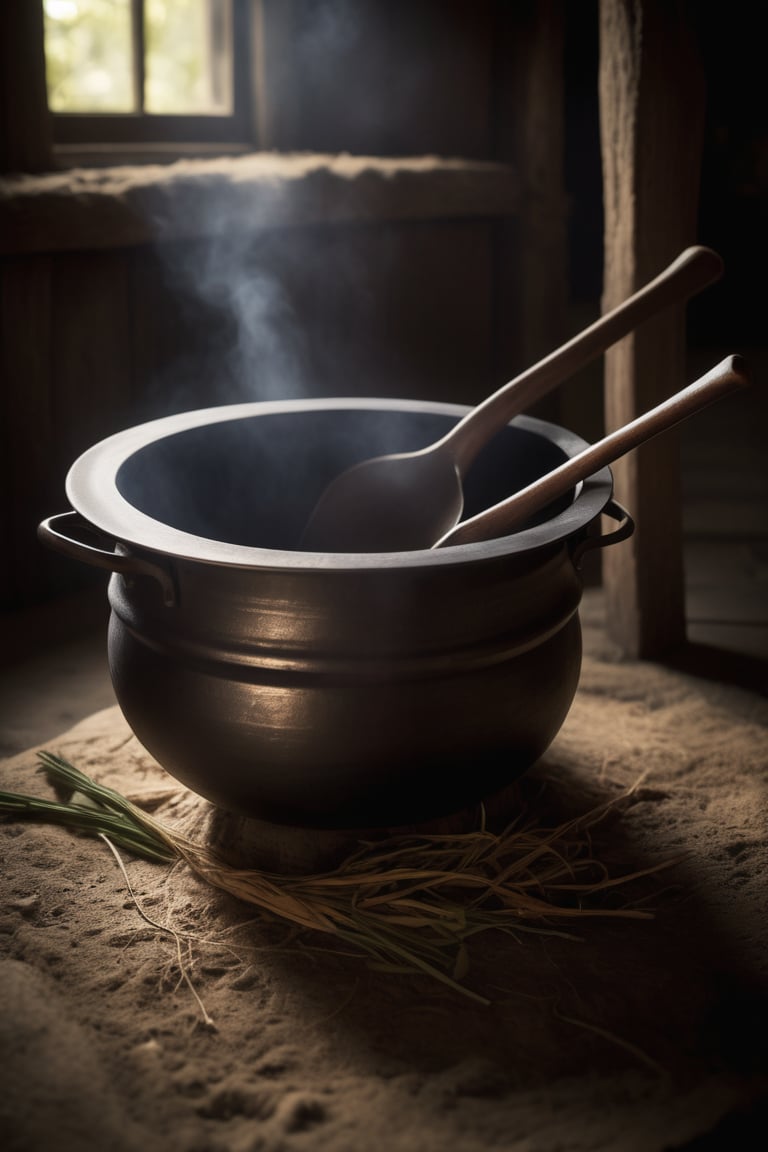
[435,354,750,548]
[300,245,723,552]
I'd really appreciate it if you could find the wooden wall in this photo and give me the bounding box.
[0,1,573,630]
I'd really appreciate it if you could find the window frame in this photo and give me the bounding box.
[48,0,257,151]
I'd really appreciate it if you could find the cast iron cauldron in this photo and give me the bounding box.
[38,398,633,829]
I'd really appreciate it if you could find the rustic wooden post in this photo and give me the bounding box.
[516,1,568,382]
[0,0,53,173]
[492,0,568,420]
[598,0,705,657]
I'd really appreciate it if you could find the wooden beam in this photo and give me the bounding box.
[0,0,53,174]
[516,1,568,381]
[0,153,519,256]
[599,0,705,657]
[491,0,568,414]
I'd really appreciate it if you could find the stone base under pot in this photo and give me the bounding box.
[203,779,524,874]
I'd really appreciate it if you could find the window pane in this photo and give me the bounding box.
[44,0,135,113]
[145,0,232,115]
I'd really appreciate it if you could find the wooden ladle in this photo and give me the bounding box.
[434,354,750,548]
[300,245,724,552]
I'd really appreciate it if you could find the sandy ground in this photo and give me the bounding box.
[1,591,767,1152]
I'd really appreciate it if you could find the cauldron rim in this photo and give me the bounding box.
[65,396,613,571]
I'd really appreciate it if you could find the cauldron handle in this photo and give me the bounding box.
[38,511,177,607]
[571,499,635,570]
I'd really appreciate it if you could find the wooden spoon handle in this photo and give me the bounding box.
[442,245,724,475]
[436,354,751,548]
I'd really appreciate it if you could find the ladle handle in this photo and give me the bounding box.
[441,245,724,476]
[436,354,751,548]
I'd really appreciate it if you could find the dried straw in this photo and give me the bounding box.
[0,752,676,1004]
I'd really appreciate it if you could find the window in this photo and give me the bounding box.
[43,0,256,151]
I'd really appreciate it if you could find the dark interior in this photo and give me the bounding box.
[115,409,572,550]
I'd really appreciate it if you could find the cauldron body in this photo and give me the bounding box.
[40,398,631,829]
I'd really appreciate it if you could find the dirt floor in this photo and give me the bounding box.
[1,589,767,1152]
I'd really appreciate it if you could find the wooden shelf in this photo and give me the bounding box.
[0,152,519,256]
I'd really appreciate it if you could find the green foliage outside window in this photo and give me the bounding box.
[43,0,231,116]
[44,0,134,113]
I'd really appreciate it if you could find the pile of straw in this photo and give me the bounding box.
[1,752,670,1004]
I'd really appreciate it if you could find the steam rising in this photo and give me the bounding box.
[192,240,308,403]
[136,2,490,427]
